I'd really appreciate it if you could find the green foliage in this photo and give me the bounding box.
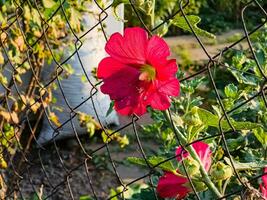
[78,112,129,148]
[127,156,176,172]
[109,184,160,200]
[224,157,267,171]
[172,15,216,39]
[127,24,267,199]
[118,0,214,37]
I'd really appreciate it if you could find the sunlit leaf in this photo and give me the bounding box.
[42,0,56,8]
[49,112,61,127]
[172,15,216,39]
[224,157,267,170]
[195,107,262,131]
[127,156,176,172]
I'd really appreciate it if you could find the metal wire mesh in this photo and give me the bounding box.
[1,0,267,199]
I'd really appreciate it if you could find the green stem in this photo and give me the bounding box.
[150,0,156,28]
[222,177,230,195]
[163,110,223,198]
[218,180,223,194]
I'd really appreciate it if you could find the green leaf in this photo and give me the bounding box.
[79,195,93,200]
[69,7,81,32]
[127,156,176,172]
[112,0,128,21]
[195,107,262,131]
[224,157,267,171]
[253,127,267,148]
[224,84,238,99]
[112,0,128,7]
[106,101,115,117]
[42,0,56,8]
[172,15,216,39]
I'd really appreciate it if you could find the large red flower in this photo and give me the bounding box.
[260,168,267,199]
[97,27,180,116]
[157,141,212,199]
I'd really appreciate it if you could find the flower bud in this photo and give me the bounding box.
[210,162,232,181]
[179,157,200,177]
[192,180,208,192]
[184,179,207,192]
[183,107,202,126]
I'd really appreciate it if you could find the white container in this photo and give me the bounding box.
[37,3,124,144]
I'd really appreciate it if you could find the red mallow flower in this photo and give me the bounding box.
[260,168,267,199]
[157,141,212,199]
[97,27,180,116]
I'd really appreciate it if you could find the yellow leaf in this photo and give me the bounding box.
[29,98,41,113]
[0,110,19,124]
[0,52,4,64]
[49,112,61,127]
[0,158,7,169]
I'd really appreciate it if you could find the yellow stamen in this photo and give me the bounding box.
[139,64,156,81]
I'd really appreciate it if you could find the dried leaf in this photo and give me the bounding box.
[49,112,61,127]
[0,110,19,124]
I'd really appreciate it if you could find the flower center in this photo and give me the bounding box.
[139,64,156,81]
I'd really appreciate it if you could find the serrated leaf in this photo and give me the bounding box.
[196,107,262,131]
[172,15,216,39]
[224,157,267,171]
[127,156,176,172]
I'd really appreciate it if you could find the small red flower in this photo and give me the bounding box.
[97,27,180,116]
[260,168,267,199]
[157,141,212,199]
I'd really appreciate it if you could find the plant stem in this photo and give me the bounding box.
[163,110,223,198]
[150,0,156,28]
[222,177,231,195]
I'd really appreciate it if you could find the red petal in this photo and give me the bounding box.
[155,59,178,81]
[176,141,212,171]
[156,78,180,97]
[148,92,171,110]
[114,97,147,116]
[105,27,148,65]
[262,168,267,188]
[97,57,128,79]
[144,78,179,111]
[100,66,139,100]
[146,36,170,64]
[192,142,212,171]
[157,172,190,199]
[260,184,267,199]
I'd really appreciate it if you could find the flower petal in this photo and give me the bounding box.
[105,27,148,65]
[261,184,267,199]
[114,95,147,116]
[100,66,139,100]
[155,59,178,81]
[144,78,179,110]
[157,172,190,199]
[146,36,170,65]
[176,141,212,171]
[262,168,267,188]
[97,57,128,79]
[192,142,212,171]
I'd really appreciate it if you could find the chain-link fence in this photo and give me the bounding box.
[1,0,267,199]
